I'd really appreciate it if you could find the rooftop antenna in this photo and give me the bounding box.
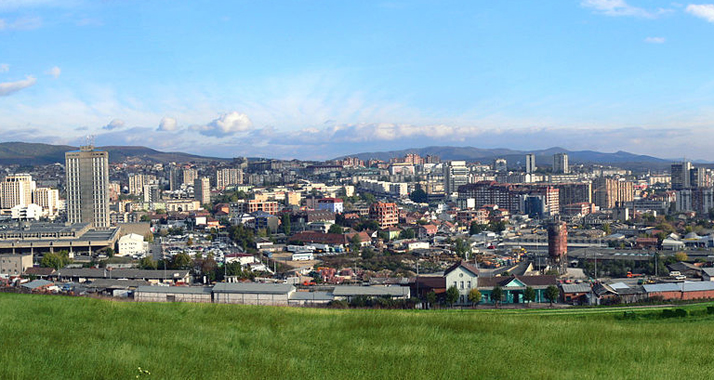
[85,135,95,147]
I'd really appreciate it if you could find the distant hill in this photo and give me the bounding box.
[0,142,229,165]
[337,146,677,171]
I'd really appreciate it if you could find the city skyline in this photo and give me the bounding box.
[2,1,714,160]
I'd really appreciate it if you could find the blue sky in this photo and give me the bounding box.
[1,0,714,160]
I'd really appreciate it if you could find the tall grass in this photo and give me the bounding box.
[2,293,714,379]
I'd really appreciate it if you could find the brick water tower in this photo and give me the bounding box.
[547,219,568,275]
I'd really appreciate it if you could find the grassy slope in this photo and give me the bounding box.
[2,294,714,380]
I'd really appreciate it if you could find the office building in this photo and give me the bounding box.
[65,145,110,228]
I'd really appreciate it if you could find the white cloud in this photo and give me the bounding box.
[46,66,61,79]
[0,75,36,96]
[193,112,252,137]
[102,119,125,130]
[686,4,714,22]
[0,64,8,73]
[644,36,666,43]
[581,0,667,17]
[0,16,42,31]
[157,117,178,131]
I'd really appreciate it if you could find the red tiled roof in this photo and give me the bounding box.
[444,261,480,276]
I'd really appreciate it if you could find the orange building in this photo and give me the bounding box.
[369,202,399,228]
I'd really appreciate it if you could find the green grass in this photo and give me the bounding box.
[3,294,714,379]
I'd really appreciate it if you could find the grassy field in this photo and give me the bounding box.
[3,294,714,379]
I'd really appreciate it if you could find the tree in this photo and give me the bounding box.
[452,238,471,258]
[409,188,428,203]
[40,250,72,270]
[468,288,482,306]
[328,224,344,234]
[281,214,291,235]
[524,286,536,307]
[426,291,437,309]
[469,222,485,235]
[491,286,503,308]
[602,223,612,235]
[545,285,559,306]
[488,220,507,233]
[445,286,460,307]
[674,251,689,262]
[186,237,193,246]
[349,234,362,253]
[139,256,158,270]
[172,252,192,269]
[104,248,115,258]
[399,228,415,240]
[361,247,375,260]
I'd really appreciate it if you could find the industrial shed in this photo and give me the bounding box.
[134,286,213,303]
[288,291,334,306]
[212,283,295,306]
[331,285,411,301]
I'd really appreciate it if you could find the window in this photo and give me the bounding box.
[460,281,464,289]
[467,281,471,289]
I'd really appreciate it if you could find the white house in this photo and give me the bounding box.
[444,261,480,305]
[117,233,148,256]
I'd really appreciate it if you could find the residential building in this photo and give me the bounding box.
[592,178,634,209]
[65,145,110,227]
[317,198,344,213]
[182,168,198,186]
[33,187,59,216]
[216,168,243,190]
[0,253,33,276]
[525,153,536,174]
[553,153,569,174]
[443,161,469,195]
[671,161,692,190]
[194,177,211,205]
[493,158,508,172]
[369,201,399,228]
[457,181,559,215]
[1,174,35,209]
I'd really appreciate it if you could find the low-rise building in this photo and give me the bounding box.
[134,286,213,303]
[117,233,148,256]
[212,283,295,306]
[0,253,33,276]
